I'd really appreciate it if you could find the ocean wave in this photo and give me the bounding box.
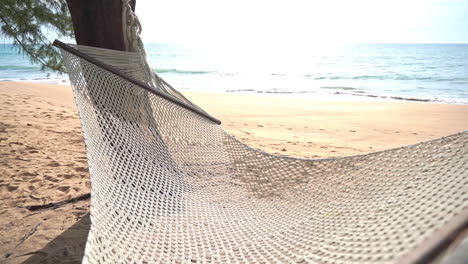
[222,87,466,104]
[330,90,438,103]
[0,77,69,84]
[226,89,255,92]
[309,75,468,82]
[320,86,358,91]
[155,68,214,75]
[257,88,312,94]
[309,75,387,80]
[0,65,40,71]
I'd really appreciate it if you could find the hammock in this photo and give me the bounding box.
[53,40,468,264]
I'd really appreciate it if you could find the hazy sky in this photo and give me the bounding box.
[0,0,466,45]
[136,0,468,44]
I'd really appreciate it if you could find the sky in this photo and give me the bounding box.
[136,0,468,45]
[0,0,466,45]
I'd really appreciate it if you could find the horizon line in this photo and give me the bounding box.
[140,41,468,45]
[0,40,468,46]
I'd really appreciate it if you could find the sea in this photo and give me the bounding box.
[1,43,467,104]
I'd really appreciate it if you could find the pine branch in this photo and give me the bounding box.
[0,0,72,72]
[0,15,63,72]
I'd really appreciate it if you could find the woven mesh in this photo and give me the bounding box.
[72,44,208,115]
[59,45,468,264]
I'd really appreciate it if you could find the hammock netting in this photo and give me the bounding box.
[57,42,468,264]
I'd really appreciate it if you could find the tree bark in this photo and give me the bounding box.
[63,0,184,215]
[66,0,136,51]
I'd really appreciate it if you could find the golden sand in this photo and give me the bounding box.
[1,81,467,263]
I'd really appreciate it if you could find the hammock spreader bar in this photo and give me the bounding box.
[52,40,222,125]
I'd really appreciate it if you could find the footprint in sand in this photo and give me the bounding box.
[75,167,88,173]
[62,174,73,179]
[0,122,11,132]
[57,186,71,193]
[48,161,61,167]
[45,175,60,182]
[6,185,19,192]
[20,172,37,177]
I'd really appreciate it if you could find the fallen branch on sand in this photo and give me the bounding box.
[5,221,43,258]
[25,193,90,212]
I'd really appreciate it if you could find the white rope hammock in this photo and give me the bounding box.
[52,3,468,263]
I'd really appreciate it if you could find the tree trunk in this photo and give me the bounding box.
[66,0,136,51]
[63,0,184,216]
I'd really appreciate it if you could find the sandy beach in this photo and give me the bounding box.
[1,81,467,263]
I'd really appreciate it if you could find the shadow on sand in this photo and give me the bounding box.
[22,213,90,264]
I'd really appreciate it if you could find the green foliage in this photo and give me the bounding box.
[0,0,73,72]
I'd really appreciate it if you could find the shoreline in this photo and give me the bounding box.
[2,79,468,105]
[4,80,462,158]
[183,89,468,158]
